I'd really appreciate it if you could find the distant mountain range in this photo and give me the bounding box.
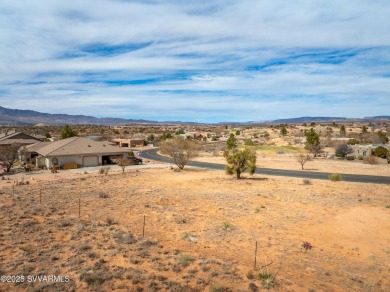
[0,106,160,126]
[0,106,389,126]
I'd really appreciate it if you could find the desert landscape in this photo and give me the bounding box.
[0,165,389,291]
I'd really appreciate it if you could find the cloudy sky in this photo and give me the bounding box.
[0,0,389,122]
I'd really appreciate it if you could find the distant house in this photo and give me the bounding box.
[26,137,129,169]
[0,131,43,146]
[350,144,390,158]
[113,138,145,148]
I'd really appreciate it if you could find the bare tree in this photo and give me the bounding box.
[296,153,312,170]
[117,157,130,174]
[0,143,21,172]
[160,138,201,169]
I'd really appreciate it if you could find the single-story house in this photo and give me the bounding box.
[112,138,144,148]
[350,144,390,158]
[26,137,129,169]
[0,131,44,146]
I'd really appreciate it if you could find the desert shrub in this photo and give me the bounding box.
[302,178,312,185]
[346,155,355,160]
[329,173,342,181]
[357,155,364,160]
[364,155,377,165]
[99,167,110,175]
[257,271,277,289]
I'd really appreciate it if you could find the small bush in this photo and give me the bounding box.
[222,221,233,231]
[329,173,342,181]
[106,217,115,225]
[302,178,312,185]
[177,254,194,267]
[364,155,377,165]
[211,283,226,292]
[257,271,277,289]
[99,167,110,175]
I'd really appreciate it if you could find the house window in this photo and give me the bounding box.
[362,151,367,157]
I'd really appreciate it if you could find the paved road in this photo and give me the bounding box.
[140,148,390,184]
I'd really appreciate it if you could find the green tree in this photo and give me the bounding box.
[235,130,241,136]
[60,125,78,139]
[224,148,256,179]
[280,126,287,136]
[305,128,321,157]
[347,138,359,145]
[147,134,155,142]
[175,128,185,135]
[340,125,346,136]
[244,139,254,146]
[160,131,172,141]
[377,131,389,144]
[361,125,368,134]
[226,133,237,150]
[374,146,388,159]
[387,149,390,164]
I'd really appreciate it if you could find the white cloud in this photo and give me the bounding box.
[0,0,389,121]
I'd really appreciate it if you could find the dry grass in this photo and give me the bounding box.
[0,168,389,291]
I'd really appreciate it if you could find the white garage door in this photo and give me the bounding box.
[83,156,99,167]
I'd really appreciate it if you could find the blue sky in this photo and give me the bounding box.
[0,0,389,123]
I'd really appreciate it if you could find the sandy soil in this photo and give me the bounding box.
[193,153,390,176]
[0,167,389,291]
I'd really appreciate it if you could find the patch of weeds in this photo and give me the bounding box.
[88,252,99,259]
[51,255,60,261]
[78,244,92,253]
[182,231,198,242]
[113,230,136,244]
[99,167,110,175]
[98,192,110,198]
[246,270,254,279]
[210,283,226,292]
[385,205,390,209]
[257,271,277,289]
[177,254,194,267]
[222,221,233,231]
[302,178,312,185]
[255,205,266,213]
[106,217,115,226]
[57,219,73,228]
[19,245,32,253]
[329,173,342,181]
[80,271,110,286]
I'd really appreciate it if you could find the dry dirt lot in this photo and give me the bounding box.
[193,153,390,176]
[0,168,389,291]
